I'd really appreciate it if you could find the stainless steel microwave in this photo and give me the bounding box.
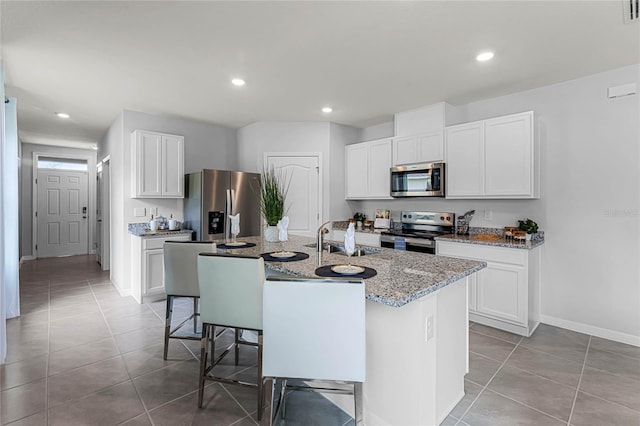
[390,162,445,197]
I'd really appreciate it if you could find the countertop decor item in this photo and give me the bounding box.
[259,166,290,242]
[517,218,539,241]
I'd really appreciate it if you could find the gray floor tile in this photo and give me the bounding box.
[589,336,640,360]
[506,345,583,388]
[520,324,589,364]
[469,323,523,344]
[450,380,484,419]
[0,354,48,391]
[49,316,111,352]
[47,356,129,407]
[488,365,576,421]
[469,331,516,362]
[585,347,640,380]
[467,352,502,386]
[440,416,459,426]
[114,326,166,354]
[49,301,101,321]
[48,337,120,376]
[461,389,565,426]
[119,413,153,426]
[3,411,47,426]
[106,310,163,335]
[0,380,47,425]
[4,331,50,364]
[148,386,248,426]
[579,366,640,411]
[133,359,200,410]
[570,391,640,426]
[48,293,95,309]
[123,342,194,378]
[276,388,352,426]
[48,381,145,426]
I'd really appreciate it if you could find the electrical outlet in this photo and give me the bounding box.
[425,316,435,341]
[150,207,158,216]
[484,210,493,221]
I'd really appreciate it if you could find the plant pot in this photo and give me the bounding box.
[264,225,279,242]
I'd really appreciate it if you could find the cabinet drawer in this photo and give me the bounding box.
[437,241,527,265]
[142,234,190,250]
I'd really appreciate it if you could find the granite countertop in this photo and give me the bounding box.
[128,223,193,237]
[214,234,485,308]
[435,233,544,250]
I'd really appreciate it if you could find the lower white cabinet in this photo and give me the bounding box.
[131,233,192,303]
[330,229,381,247]
[436,240,540,336]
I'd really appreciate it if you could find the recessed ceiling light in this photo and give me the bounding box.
[321,107,333,113]
[55,112,70,119]
[92,145,98,150]
[476,51,495,62]
[231,78,245,86]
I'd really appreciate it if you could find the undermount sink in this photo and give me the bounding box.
[303,242,380,257]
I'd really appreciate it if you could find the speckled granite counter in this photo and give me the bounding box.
[215,234,485,308]
[128,222,193,237]
[434,233,544,250]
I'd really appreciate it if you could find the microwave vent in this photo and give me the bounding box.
[623,0,639,23]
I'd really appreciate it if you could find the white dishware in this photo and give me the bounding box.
[331,264,365,275]
[270,251,296,259]
[149,219,159,231]
[168,219,179,230]
[225,241,247,247]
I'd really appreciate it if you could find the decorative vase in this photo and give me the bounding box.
[525,233,532,241]
[265,225,279,242]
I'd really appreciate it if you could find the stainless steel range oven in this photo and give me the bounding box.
[380,211,455,254]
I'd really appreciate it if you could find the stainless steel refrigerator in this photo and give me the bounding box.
[183,170,261,241]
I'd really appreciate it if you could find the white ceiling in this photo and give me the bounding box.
[2,1,639,149]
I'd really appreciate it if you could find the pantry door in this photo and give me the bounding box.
[36,168,89,257]
[265,154,321,238]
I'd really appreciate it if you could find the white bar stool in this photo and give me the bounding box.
[262,276,366,425]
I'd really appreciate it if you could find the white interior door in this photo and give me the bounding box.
[266,154,321,238]
[101,159,111,270]
[96,163,103,265]
[36,169,89,257]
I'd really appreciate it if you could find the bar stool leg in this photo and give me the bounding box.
[193,297,198,334]
[198,324,210,408]
[354,382,364,426]
[163,296,174,360]
[257,333,263,420]
[234,329,240,365]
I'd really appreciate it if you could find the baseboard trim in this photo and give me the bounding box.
[19,256,36,264]
[540,314,640,347]
[111,279,132,297]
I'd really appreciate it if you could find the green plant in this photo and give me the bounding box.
[517,218,539,234]
[259,166,290,226]
[353,212,366,222]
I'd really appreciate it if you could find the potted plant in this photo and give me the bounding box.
[517,218,539,241]
[353,212,366,229]
[259,166,290,242]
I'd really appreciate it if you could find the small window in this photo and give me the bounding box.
[37,157,88,171]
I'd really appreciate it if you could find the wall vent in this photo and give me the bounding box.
[623,0,639,23]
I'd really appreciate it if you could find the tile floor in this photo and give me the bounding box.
[2,255,639,426]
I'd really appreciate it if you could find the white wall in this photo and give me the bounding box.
[20,143,98,259]
[359,121,394,143]
[352,65,640,344]
[100,109,237,294]
[329,123,360,220]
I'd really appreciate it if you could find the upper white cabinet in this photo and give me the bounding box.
[392,131,444,165]
[445,111,538,199]
[131,130,184,198]
[345,138,393,199]
[393,102,449,165]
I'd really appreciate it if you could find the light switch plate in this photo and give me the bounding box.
[484,210,493,221]
[134,207,146,217]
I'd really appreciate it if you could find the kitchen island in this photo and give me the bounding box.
[217,234,485,425]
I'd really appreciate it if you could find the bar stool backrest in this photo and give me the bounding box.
[164,241,217,297]
[197,253,265,331]
[263,276,366,382]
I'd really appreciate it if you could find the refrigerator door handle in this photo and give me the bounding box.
[226,189,232,240]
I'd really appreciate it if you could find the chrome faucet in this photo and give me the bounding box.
[316,221,331,266]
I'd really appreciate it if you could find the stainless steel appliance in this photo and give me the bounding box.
[380,211,454,254]
[183,170,261,241]
[390,162,445,197]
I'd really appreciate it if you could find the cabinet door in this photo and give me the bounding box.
[485,112,533,197]
[161,135,184,197]
[345,144,369,199]
[367,139,392,198]
[392,136,419,166]
[418,131,444,163]
[445,122,484,198]
[144,248,165,296]
[468,271,477,312]
[136,132,162,197]
[476,262,526,324]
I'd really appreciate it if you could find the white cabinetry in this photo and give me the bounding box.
[445,111,537,199]
[331,229,381,247]
[131,130,184,198]
[345,138,392,199]
[436,240,540,336]
[393,102,448,165]
[131,233,192,303]
[392,131,444,165]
